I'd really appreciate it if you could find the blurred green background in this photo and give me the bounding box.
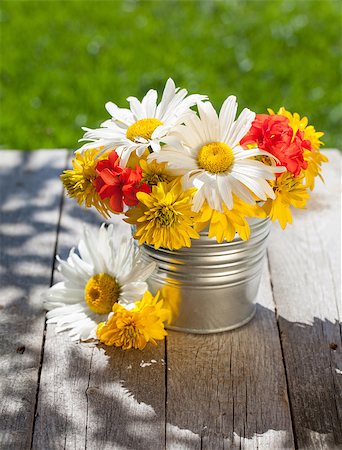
[0,0,341,150]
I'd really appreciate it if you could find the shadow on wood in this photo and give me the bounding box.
[0,150,68,449]
[35,305,339,449]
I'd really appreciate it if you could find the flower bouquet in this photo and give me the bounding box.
[44,79,327,346]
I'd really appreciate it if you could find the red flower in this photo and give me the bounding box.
[240,114,311,176]
[94,151,151,212]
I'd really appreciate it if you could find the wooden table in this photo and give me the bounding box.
[0,149,341,450]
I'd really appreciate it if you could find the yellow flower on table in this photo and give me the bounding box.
[262,172,310,229]
[125,179,199,250]
[97,291,168,350]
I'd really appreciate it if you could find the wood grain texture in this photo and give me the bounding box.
[0,150,67,450]
[85,341,165,450]
[267,150,342,450]
[166,261,295,450]
[2,149,340,450]
[32,188,166,449]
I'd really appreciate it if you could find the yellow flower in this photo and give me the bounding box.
[134,290,171,323]
[194,198,266,243]
[125,179,199,250]
[60,148,113,219]
[126,149,150,169]
[303,125,324,151]
[140,159,176,186]
[268,106,327,190]
[96,291,167,350]
[303,148,329,190]
[262,172,310,229]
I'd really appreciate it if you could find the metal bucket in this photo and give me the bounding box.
[140,218,271,334]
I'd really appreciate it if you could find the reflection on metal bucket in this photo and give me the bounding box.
[140,218,271,334]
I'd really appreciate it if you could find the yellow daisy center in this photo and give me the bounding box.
[197,141,234,174]
[155,205,177,227]
[84,273,120,314]
[126,118,163,142]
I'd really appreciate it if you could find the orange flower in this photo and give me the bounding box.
[241,114,311,176]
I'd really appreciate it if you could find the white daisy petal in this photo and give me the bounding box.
[119,281,149,304]
[234,146,281,163]
[192,188,206,212]
[197,101,219,142]
[46,303,86,320]
[157,135,184,152]
[169,124,203,151]
[151,149,198,172]
[230,172,270,200]
[227,108,255,148]
[181,114,208,148]
[219,95,238,142]
[141,89,158,117]
[205,185,221,211]
[119,261,156,286]
[228,176,256,204]
[231,160,277,179]
[105,101,134,125]
[156,78,180,119]
[126,95,145,119]
[217,175,233,210]
[149,140,162,153]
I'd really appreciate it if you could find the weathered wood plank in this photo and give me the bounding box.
[86,341,165,450]
[32,186,166,449]
[0,150,67,450]
[267,150,342,449]
[166,261,295,449]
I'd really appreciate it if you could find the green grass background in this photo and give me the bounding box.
[0,0,341,150]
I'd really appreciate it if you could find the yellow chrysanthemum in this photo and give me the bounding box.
[140,159,176,186]
[262,172,310,229]
[60,148,113,218]
[134,290,171,323]
[96,291,167,350]
[125,179,199,250]
[194,198,266,243]
[303,148,329,190]
[269,107,308,139]
[268,106,327,190]
[268,106,324,148]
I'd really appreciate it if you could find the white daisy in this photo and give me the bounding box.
[78,78,206,167]
[150,97,285,212]
[43,224,155,341]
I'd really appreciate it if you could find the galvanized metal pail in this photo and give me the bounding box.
[140,218,271,334]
